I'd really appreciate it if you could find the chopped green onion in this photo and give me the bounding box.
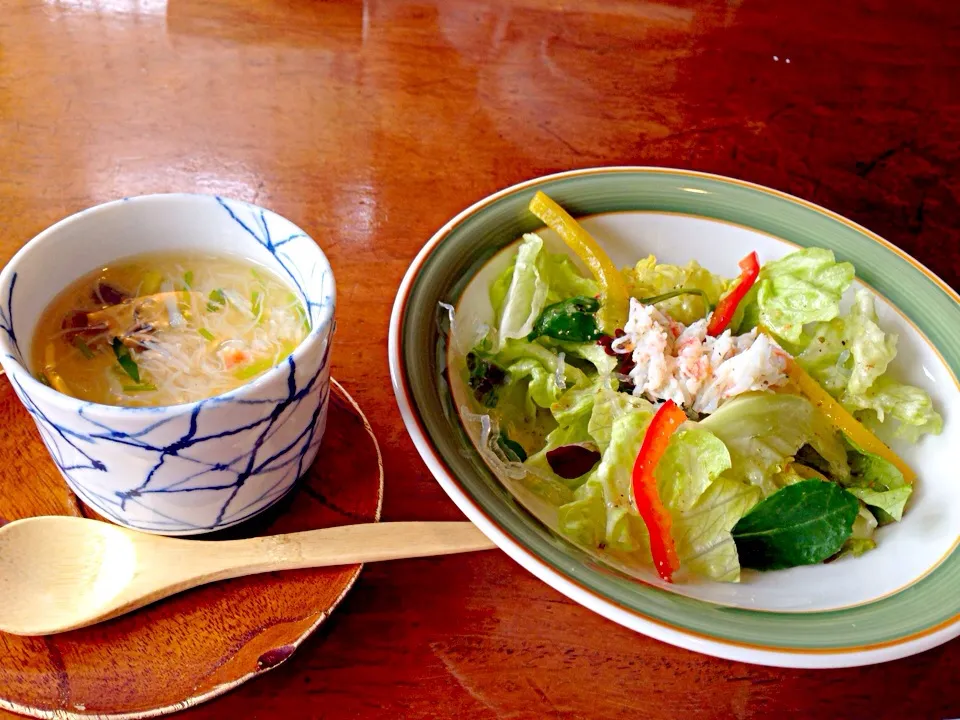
[207,288,226,312]
[122,383,158,392]
[251,290,262,318]
[111,337,140,383]
[73,337,95,359]
[183,270,194,289]
[233,357,275,381]
[289,292,310,332]
[36,371,51,387]
[178,290,193,320]
[198,328,215,341]
[251,268,265,283]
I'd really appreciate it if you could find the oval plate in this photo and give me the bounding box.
[0,379,383,719]
[389,167,960,668]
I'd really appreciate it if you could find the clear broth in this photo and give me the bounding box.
[31,251,309,407]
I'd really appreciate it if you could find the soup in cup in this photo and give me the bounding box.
[0,194,335,535]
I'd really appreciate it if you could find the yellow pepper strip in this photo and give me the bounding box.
[529,191,630,334]
[785,359,915,484]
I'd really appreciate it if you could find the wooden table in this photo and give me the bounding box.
[1,0,959,717]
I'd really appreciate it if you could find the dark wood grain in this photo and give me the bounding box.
[1,0,958,717]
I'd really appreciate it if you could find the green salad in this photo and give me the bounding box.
[457,192,942,584]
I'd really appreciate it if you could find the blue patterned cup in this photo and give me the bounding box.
[0,195,335,535]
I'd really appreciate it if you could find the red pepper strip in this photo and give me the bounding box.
[706,251,761,336]
[631,399,686,582]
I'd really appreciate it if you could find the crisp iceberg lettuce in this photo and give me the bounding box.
[837,505,878,558]
[500,358,565,419]
[672,476,763,582]
[845,376,942,442]
[846,290,898,394]
[491,235,598,338]
[622,255,727,325]
[550,339,619,376]
[542,253,599,303]
[796,290,942,441]
[843,438,912,523]
[494,234,549,347]
[656,427,730,512]
[557,405,758,582]
[738,247,855,343]
[700,393,849,495]
[558,410,651,553]
[587,387,654,452]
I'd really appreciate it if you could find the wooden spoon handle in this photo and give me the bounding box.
[205,522,497,579]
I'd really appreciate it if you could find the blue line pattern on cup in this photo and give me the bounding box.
[0,196,334,533]
[0,272,19,360]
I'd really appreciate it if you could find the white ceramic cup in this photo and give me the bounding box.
[0,194,335,535]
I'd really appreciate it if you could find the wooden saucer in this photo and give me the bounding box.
[0,378,383,719]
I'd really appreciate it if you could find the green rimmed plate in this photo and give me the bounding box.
[388,167,960,668]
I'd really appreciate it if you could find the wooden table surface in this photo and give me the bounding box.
[2,0,959,717]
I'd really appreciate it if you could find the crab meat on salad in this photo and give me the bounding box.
[611,298,791,414]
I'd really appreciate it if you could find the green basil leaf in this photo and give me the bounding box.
[466,351,506,408]
[731,479,858,570]
[527,296,602,343]
[111,337,141,383]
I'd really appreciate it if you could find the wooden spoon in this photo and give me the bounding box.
[0,516,496,636]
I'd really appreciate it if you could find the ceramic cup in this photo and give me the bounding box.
[0,194,335,535]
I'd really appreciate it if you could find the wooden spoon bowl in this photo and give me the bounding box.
[0,379,387,718]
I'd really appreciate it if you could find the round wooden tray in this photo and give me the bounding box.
[0,378,383,719]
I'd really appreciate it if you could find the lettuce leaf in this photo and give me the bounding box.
[622,255,728,325]
[843,438,912,523]
[587,387,654,452]
[495,234,550,347]
[656,427,731,512]
[557,407,757,582]
[797,289,896,395]
[673,475,763,582]
[838,505,879,558]
[740,248,855,343]
[846,289,898,394]
[489,259,516,320]
[658,428,759,583]
[795,290,942,441]
[495,339,587,387]
[542,253,598,303]
[794,317,850,395]
[549,379,606,428]
[491,238,598,328]
[848,485,912,523]
[524,389,597,490]
[845,376,943,442]
[549,340,619,376]
[556,480,607,548]
[561,410,652,553]
[700,393,849,495]
[501,358,565,419]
